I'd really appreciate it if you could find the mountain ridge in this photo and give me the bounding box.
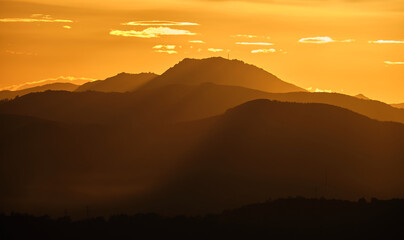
[1,83,404,126]
[140,57,305,93]
[1,99,404,216]
[391,103,404,109]
[75,72,157,92]
[0,82,78,100]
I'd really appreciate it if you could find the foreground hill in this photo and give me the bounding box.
[75,72,157,92]
[1,100,403,216]
[1,83,403,125]
[134,99,404,214]
[141,57,305,93]
[2,198,403,239]
[0,83,78,100]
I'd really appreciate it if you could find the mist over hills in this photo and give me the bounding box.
[0,83,78,100]
[132,100,404,214]
[1,100,403,216]
[0,83,403,126]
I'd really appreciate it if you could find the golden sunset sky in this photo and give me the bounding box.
[0,0,403,102]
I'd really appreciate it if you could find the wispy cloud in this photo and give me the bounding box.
[152,45,177,54]
[236,42,274,46]
[153,45,176,49]
[251,48,276,53]
[369,40,404,44]
[232,34,270,39]
[2,76,96,91]
[207,48,223,52]
[306,87,333,93]
[5,50,37,56]
[189,40,205,43]
[0,14,72,23]
[155,50,177,54]
[63,25,71,29]
[110,27,196,38]
[122,21,198,26]
[299,37,354,44]
[231,34,257,38]
[384,61,404,65]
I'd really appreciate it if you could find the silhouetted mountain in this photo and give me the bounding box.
[391,103,404,109]
[131,83,404,124]
[134,100,404,214]
[354,94,370,100]
[1,83,403,125]
[1,198,403,240]
[141,57,305,93]
[1,100,403,216]
[75,72,157,92]
[0,83,78,100]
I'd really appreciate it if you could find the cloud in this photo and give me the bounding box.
[63,25,71,29]
[155,50,177,54]
[208,48,223,52]
[236,42,274,46]
[299,36,354,43]
[251,48,276,53]
[110,27,196,38]
[5,50,37,56]
[153,45,176,49]
[122,21,198,26]
[189,40,205,43]
[231,34,258,38]
[2,76,96,91]
[231,34,271,39]
[306,87,333,93]
[384,61,404,65]
[369,40,404,44]
[0,14,72,23]
[153,45,177,54]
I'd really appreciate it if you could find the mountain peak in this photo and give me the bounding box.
[116,72,131,76]
[141,57,305,93]
[176,57,259,71]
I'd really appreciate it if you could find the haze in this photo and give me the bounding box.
[0,0,403,103]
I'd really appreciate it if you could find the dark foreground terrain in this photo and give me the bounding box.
[1,197,403,240]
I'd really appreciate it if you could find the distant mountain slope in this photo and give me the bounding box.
[0,91,128,125]
[391,103,404,109]
[1,100,403,216]
[0,82,78,100]
[132,83,404,124]
[141,57,305,93]
[1,83,404,125]
[76,72,157,92]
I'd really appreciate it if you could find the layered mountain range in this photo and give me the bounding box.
[0,57,403,217]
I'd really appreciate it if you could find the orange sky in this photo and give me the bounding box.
[0,0,403,103]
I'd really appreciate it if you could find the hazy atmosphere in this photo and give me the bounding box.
[1,1,404,239]
[1,0,403,102]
